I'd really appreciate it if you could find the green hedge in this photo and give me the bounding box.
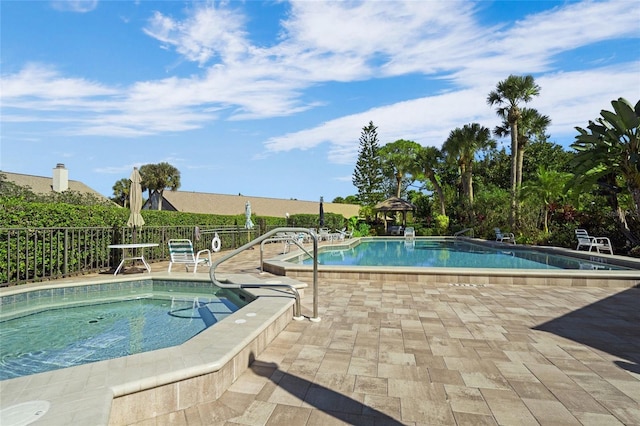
[0,199,346,230]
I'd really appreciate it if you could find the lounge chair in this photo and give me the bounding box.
[279,232,304,253]
[317,228,332,241]
[388,225,403,236]
[168,239,212,273]
[404,227,415,239]
[338,228,353,240]
[575,229,613,254]
[494,228,516,244]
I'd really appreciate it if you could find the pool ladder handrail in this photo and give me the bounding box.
[209,227,320,322]
[454,228,474,238]
[259,232,314,273]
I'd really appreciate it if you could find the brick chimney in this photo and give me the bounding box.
[52,163,68,192]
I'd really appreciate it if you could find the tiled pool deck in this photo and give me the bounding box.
[2,241,640,425]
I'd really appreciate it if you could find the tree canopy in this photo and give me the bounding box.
[139,162,181,210]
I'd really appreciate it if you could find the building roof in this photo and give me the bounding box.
[154,190,361,218]
[1,171,109,201]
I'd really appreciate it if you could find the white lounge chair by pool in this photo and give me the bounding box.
[494,228,516,244]
[575,229,613,254]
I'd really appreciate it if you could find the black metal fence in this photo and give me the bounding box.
[0,225,259,287]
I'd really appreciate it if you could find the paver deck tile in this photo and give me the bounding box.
[572,411,625,426]
[265,405,312,425]
[444,384,493,416]
[523,398,581,425]
[481,388,539,425]
[509,380,556,400]
[452,411,498,425]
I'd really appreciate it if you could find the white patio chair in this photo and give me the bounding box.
[168,239,212,273]
[494,228,516,244]
[575,229,613,254]
[338,228,353,240]
[404,227,415,239]
[317,228,331,241]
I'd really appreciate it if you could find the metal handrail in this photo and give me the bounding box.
[209,227,320,322]
[454,228,474,238]
[260,233,314,273]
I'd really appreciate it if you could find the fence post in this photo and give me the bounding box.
[63,228,69,277]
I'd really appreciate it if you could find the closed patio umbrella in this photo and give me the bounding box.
[244,201,254,230]
[127,167,145,241]
[319,196,325,227]
[245,201,254,246]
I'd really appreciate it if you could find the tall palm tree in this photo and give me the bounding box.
[415,146,447,215]
[493,107,551,187]
[139,162,181,210]
[442,123,494,206]
[487,75,541,228]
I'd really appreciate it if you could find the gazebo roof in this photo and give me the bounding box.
[374,197,416,212]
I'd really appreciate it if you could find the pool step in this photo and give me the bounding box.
[197,299,237,328]
[197,306,217,328]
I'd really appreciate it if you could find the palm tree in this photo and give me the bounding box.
[493,107,551,187]
[442,123,494,206]
[571,97,639,245]
[111,178,130,207]
[415,146,447,216]
[379,139,423,198]
[487,75,541,228]
[139,162,181,210]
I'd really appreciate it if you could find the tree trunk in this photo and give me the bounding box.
[608,185,639,246]
[429,174,446,216]
[543,205,548,234]
[509,124,518,229]
[516,144,525,188]
[467,163,474,206]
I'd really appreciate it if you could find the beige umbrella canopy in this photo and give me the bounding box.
[374,197,415,231]
[126,167,145,232]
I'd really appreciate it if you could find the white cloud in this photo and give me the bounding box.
[1,64,116,102]
[2,0,638,145]
[143,4,248,66]
[50,0,98,13]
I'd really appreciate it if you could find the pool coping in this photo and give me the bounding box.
[264,237,640,288]
[0,272,302,425]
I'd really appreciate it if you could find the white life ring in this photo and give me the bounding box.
[211,233,221,252]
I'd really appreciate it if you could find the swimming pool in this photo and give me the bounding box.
[264,237,639,289]
[0,274,299,425]
[298,239,630,270]
[0,280,251,380]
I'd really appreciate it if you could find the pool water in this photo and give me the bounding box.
[0,293,244,380]
[300,239,628,270]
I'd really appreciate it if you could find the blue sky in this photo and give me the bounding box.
[1,0,639,203]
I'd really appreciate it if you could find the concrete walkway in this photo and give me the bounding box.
[136,245,640,425]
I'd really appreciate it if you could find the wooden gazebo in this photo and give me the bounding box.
[374,197,416,233]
